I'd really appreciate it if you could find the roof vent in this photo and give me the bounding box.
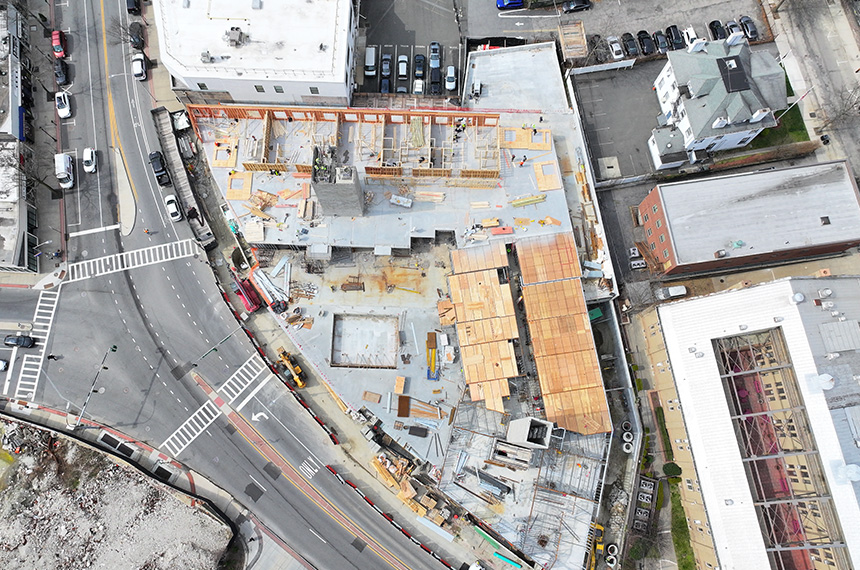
[820,216,831,225]
[818,288,833,298]
[225,27,246,47]
[200,51,214,64]
[750,108,771,123]
[712,116,728,129]
[252,0,263,8]
[790,292,805,304]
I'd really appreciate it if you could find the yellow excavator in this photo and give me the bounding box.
[276,346,307,388]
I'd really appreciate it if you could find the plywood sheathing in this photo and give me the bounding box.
[522,280,587,320]
[517,232,582,284]
[450,242,509,274]
[533,161,561,191]
[437,299,457,326]
[456,316,519,346]
[212,138,239,168]
[226,172,253,200]
[498,127,552,151]
[448,269,515,322]
[528,314,592,358]
[542,388,612,434]
[468,380,509,413]
[461,340,518,384]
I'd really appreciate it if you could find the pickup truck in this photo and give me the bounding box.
[148,150,172,186]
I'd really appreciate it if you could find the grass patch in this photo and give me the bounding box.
[670,483,696,570]
[635,378,643,392]
[655,479,665,510]
[784,71,794,97]
[747,104,809,150]
[654,406,674,462]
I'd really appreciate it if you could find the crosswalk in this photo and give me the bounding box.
[159,400,222,458]
[66,239,199,282]
[13,290,60,400]
[218,355,270,406]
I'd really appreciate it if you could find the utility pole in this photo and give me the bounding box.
[67,345,117,430]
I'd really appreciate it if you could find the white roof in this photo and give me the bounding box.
[657,161,860,265]
[658,277,860,569]
[154,0,351,82]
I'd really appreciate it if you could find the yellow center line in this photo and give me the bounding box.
[99,0,138,201]
[231,412,415,570]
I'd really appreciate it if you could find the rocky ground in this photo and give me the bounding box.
[0,420,234,570]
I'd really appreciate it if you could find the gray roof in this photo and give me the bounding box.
[657,161,860,265]
[668,40,787,140]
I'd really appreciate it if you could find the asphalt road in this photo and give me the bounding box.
[3,2,460,569]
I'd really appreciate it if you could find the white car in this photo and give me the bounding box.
[607,36,624,60]
[82,147,97,173]
[55,91,71,119]
[413,79,425,95]
[445,66,457,91]
[397,55,409,80]
[164,194,182,221]
[132,53,147,81]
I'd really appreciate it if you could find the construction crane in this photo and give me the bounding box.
[276,346,306,388]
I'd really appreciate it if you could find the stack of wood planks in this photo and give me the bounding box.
[397,395,446,419]
[413,191,446,203]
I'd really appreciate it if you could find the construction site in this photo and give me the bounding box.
[186,43,620,566]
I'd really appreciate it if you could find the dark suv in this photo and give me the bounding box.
[149,151,172,186]
[54,59,68,86]
[4,335,35,348]
[129,22,145,50]
[621,33,639,57]
[414,54,425,78]
[666,25,685,50]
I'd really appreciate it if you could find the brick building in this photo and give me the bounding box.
[636,161,860,278]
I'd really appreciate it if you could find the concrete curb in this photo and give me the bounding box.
[113,147,137,236]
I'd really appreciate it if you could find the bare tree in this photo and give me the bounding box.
[812,87,860,135]
[105,17,137,47]
[0,140,63,199]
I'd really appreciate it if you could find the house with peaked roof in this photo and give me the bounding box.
[648,37,787,170]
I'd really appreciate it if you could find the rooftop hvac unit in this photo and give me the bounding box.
[200,51,213,64]
[818,288,833,298]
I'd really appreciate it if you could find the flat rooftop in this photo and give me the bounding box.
[656,161,860,265]
[0,142,23,268]
[658,278,860,570]
[154,0,351,81]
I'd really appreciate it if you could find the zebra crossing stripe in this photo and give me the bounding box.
[159,400,222,458]
[67,239,199,282]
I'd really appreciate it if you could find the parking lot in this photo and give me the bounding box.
[359,0,462,95]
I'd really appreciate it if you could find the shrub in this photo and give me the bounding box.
[663,462,682,477]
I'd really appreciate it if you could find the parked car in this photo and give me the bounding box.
[682,26,699,46]
[148,150,171,186]
[380,54,392,78]
[131,52,147,81]
[655,286,688,301]
[429,42,441,69]
[396,85,408,94]
[4,334,35,348]
[397,55,408,80]
[128,22,145,50]
[55,91,71,119]
[0,359,7,371]
[414,54,425,78]
[637,31,655,56]
[380,78,391,94]
[496,0,524,9]
[725,20,742,37]
[164,194,183,221]
[82,147,97,173]
[652,30,669,54]
[53,59,68,86]
[51,30,66,58]
[413,79,425,95]
[665,25,685,50]
[708,20,727,41]
[561,0,591,13]
[739,15,758,41]
[445,66,457,91]
[606,36,624,60]
[429,68,442,95]
[621,33,639,57]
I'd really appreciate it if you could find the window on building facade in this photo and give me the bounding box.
[254,85,265,93]
[652,205,659,214]
[664,249,670,259]
[647,228,653,237]
[642,213,649,222]
[656,219,662,228]
[310,87,320,95]
[274,86,284,93]
[659,234,666,243]
[197,83,208,90]
[650,242,656,251]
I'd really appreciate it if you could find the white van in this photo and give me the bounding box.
[364,46,377,77]
[54,153,74,189]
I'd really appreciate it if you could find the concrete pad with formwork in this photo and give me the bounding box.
[331,313,399,368]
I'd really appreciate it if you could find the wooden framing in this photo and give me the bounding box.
[528,315,593,358]
[543,388,612,434]
[450,242,509,274]
[522,280,587,320]
[456,316,519,346]
[462,340,518,384]
[448,269,515,323]
[517,232,582,284]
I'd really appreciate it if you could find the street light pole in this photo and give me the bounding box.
[68,345,117,430]
[191,325,245,367]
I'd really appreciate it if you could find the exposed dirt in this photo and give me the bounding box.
[0,420,231,570]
